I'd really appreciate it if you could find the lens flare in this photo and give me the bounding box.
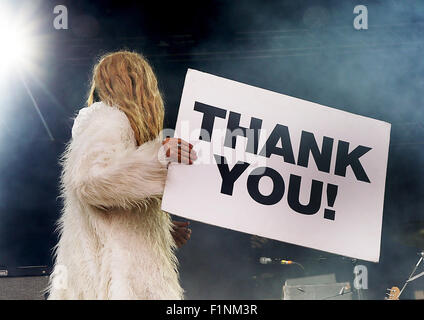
[0,4,41,75]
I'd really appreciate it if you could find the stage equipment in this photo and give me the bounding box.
[0,266,50,300]
[282,274,353,300]
[386,251,424,300]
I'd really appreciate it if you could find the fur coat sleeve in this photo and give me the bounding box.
[62,102,168,210]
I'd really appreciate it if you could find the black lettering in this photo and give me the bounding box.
[214,154,250,195]
[224,111,262,154]
[259,124,295,164]
[193,102,227,142]
[297,131,333,173]
[287,174,323,215]
[335,141,371,183]
[247,167,285,205]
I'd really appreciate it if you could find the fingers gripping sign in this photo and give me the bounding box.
[162,137,197,165]
[171,220,192,248]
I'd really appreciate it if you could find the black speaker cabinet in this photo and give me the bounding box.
[0,266,50,300]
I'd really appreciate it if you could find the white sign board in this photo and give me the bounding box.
[161,69,391,262]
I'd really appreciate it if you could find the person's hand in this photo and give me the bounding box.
[162,138,197,165]
[171,220,191,248]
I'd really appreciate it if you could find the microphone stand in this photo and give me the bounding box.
[398,251,424,299]
[322,287,352,300]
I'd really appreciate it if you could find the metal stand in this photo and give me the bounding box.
[398,251,424,299]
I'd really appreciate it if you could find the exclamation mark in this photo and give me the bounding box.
[324,184,338,220]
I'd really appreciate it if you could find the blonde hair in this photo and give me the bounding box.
[87,50,164,146]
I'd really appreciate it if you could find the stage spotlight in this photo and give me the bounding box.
[0,28,29,65]
[0,5,40,76]
[0,3,51,140]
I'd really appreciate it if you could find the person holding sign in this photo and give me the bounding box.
[48,51,196,300]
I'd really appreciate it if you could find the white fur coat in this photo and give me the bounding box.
[47,102,183,300]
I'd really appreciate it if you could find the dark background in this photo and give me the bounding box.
[0,0,423,299]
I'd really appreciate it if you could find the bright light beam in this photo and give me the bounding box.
[0,3,52,141]
[20,71,55,141]
[0,6,39,74]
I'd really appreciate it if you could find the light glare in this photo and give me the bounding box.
[0,6,39,75]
